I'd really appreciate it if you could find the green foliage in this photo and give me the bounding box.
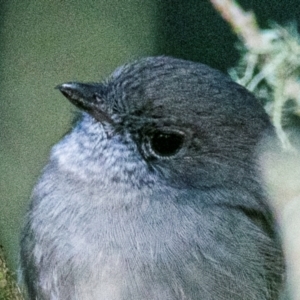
[230,23,300,151]
[0,246,24,300]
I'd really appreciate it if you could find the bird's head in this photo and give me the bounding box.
[54,56,271,199]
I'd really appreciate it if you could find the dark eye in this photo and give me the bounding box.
[149,131,185,157]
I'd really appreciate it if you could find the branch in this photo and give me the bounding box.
[211,0,300,151]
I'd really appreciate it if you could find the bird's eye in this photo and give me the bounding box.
[148,130,185,158]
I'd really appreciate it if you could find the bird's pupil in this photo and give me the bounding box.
[150,131,184,157]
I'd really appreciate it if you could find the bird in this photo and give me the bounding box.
[20,56,285,299]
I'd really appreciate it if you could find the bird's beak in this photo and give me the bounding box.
[56,82,113,124]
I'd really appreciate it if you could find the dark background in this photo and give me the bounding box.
[155,0,300,71]
[0,0,298,270]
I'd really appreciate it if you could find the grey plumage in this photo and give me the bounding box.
[20,56,285,299]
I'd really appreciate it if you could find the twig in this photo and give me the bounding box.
[211,0,300,151]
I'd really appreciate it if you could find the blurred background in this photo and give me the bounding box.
[0,0,299,273]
